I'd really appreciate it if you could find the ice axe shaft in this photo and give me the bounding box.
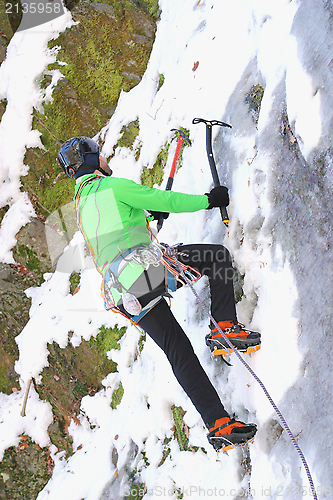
[157,129,191,232]
[166,129,191,191]
[193,118,231,227]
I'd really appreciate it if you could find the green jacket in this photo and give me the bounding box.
[74,174,209,276]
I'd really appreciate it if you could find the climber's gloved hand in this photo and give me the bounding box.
[205,186,229,209]
[148,210,170,221]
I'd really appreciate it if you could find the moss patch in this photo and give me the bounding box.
[69,271,81,295]
[171,405,189,451]
[157,73,165,90]
[137,332,146,355]
[35,325,126,455]
[0,343,19,395]
[0,436,54,500]
[124,483,147,499]
[0,264,37,395]
[130,0,160,19]
[157,436,172,468]
[282,113,298,152]
[140,128,190,188]
[117,119,140,150]
[12,218,53,283]
[0,2,18,64]
[173,127,191,170]
[12,244,44,283]
[171,405,206,454]
[245,84,264,124]
[111,381,124,409]
[233,267,244,304]
[0,204,9,227]
[141,142,170,188]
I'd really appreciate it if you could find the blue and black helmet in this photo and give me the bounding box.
[58,136,100,178]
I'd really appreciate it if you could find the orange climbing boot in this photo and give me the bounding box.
[206,320,261,356]
[207,416,257,452]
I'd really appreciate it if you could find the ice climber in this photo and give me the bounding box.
[58,136,261,452]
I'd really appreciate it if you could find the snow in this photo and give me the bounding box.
[0,12,73,263]
[1,0,333,498]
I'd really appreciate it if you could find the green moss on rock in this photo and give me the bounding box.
[21,0,156,216]
[35,325,126,453]
[69,271,81,294]
[157,73,165,90]
[0,2,18,64]
[12,218,53,283]
[140,129,190,188]
[172,405,189,451]
[117,120,140,149]
[245,84,264,124]
[141,142,170,188]
[0,264,37,395]
[130,0,160,19]
[111,381,124,409]
[0,436,54,500]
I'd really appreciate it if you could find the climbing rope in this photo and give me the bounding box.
[161,245,318,500]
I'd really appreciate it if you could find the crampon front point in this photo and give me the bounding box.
[210,344,261,357]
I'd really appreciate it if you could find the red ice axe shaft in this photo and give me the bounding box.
[157,129,191,232]
[193,118,231,227]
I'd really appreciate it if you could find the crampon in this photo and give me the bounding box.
[206,321,261,361]
[207,417,257,453]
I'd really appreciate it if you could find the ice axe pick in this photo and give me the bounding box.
[192,118,231,227]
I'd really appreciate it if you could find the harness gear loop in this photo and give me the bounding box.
[102,242,201,322]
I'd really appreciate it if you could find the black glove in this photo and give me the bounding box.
[148,210,170,221]
[205,186,229,209]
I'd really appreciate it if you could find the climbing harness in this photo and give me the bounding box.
[102,243,162,317]
[162,244,318,500]
[102,241,200,322]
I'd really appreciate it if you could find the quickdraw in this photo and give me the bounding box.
[158,242,201,288]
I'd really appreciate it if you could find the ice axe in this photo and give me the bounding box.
[192,118,231,227]
[157,129,191,232]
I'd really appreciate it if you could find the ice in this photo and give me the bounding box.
[1,0,333,499]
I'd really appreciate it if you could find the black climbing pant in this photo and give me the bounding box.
[132,244,237,426]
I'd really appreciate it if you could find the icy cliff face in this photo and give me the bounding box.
[1,0,333,498]
[218,1,333,494]
[247,2,333,493]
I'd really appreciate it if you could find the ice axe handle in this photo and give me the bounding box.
[206,125,229,226]
[193,118,231,227]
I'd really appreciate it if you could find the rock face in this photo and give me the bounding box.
[0,2,157,497]
[22,0,158,217]
[0,263,33,395]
